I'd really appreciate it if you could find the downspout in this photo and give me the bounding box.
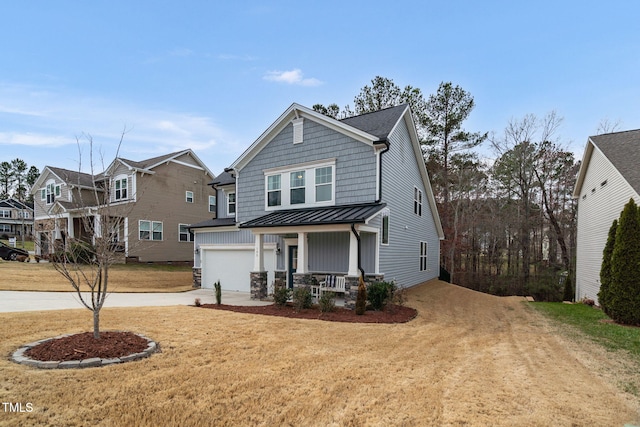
[351,224,365,279]
[375,139,390,203]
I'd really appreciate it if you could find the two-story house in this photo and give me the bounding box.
[0,198,34,238]
[189,103,443,307]
[31,149,215,263]
[573,129,640,303]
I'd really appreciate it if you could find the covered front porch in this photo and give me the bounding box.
[240,203,386,309]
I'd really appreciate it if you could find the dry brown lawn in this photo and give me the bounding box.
[1,280,639,426]
[0,261,193,292]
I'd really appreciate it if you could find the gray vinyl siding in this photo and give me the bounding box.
[379,120,440,287]
[237,119,378,222]
[575,147,640,303]
[308,232,349,273]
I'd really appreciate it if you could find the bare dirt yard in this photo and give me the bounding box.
[1,280,639,426]
[0,261,193,292]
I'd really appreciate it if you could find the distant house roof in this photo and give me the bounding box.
[45,167,97,189]
[340,104,407,141]
[574,129,640,197]
[188,217,238,230]
[238,202,386,229]
[0,198,33,210]
[210,170,235,187]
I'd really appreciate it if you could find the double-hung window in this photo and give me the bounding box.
[315,167,332,202]
[179,224,194,242]
[114,177,127,201]
[382,211,390,245]
[139,220,163,241]
[267,175,281,207]
[44,182,60,204]
[420,241,428,271]
[227,192,236,215]
[290,171,305,204]
[414,187,423,216]
[264,160,335,210]
[186,191,194,203]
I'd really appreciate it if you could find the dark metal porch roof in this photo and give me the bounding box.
[239,202,386,229]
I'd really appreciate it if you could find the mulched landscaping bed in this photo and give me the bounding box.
[25,331,150,362]
[197,303,417,323]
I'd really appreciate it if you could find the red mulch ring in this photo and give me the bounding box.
[25,331,150,362]
[197,303,417,323]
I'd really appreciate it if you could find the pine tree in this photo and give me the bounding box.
[608,198,640,325]
[598,219,617,315]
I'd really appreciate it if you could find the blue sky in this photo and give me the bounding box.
[1,1,639,176]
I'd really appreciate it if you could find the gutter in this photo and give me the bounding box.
[374,139,390,203]
[350,223,365,279]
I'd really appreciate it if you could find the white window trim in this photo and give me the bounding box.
[263,159,336,211]
[420,241,428,271]
[208,195,217,213]
[381,210,390,246]
[113,175,128,201]
[414,187,423,217]
[227,192,236,217]
[186,191,194,203]
[178,223,194,242]
[139,220,163,241]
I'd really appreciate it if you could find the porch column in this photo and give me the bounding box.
[297,232,307,274]
[67,215,75,239]
[94,215,102,237]
[254,233,264,271]
[348,229,359,276]
[124,217,129,256]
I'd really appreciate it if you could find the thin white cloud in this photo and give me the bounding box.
[0,82,239,173]
[263,69,322,87]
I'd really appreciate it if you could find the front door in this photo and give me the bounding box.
[287,245,298,289]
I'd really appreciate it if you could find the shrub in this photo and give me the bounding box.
[273,287,291,307]
[319,291,336,313]
[608,198,640,325]
[66,240,96,264]
[367,281,398,311]
[355,276,367,315]
[213,280,222,305]
[292,286,313,311]
[598,219,617,316]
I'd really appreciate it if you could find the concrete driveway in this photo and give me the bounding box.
[0,289,270,313]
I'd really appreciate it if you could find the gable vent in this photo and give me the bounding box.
[292,118,304,144]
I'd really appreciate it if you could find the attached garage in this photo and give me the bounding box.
[200,245,276,292]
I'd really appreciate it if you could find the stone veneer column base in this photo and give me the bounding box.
[192,267,202,288]
[344,274,385,310]
[250,271,268,300]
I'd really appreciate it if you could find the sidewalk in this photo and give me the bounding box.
[0,289,270,313]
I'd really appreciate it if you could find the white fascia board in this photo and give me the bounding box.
[246,223,354,235]
[399,108,445,239]
[231,103,379,171]
[572,139,594,198]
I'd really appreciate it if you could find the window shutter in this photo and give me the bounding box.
[292,118,303,144]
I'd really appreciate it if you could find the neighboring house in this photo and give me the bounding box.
[0,198,34,238]
[573,129,640,304]
[31,149,215,263]
[190,103,444,307]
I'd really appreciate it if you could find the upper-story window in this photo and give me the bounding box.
[42,181,60,205]
[0,210,10,218]
[414,187,423,216]
[208,195,216,213]
[290,171,305,204]
[114,177,127,201]
[227,192,236,216]
[264,160,335,210]
[267,175,281,207]
[186,191,194,203]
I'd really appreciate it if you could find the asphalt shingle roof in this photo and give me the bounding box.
[47,167,96,188]
[238,202,386,229]
[339,104,407,140]
[591,129,640,194]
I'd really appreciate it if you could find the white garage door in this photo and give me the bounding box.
[201,247,275,292]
